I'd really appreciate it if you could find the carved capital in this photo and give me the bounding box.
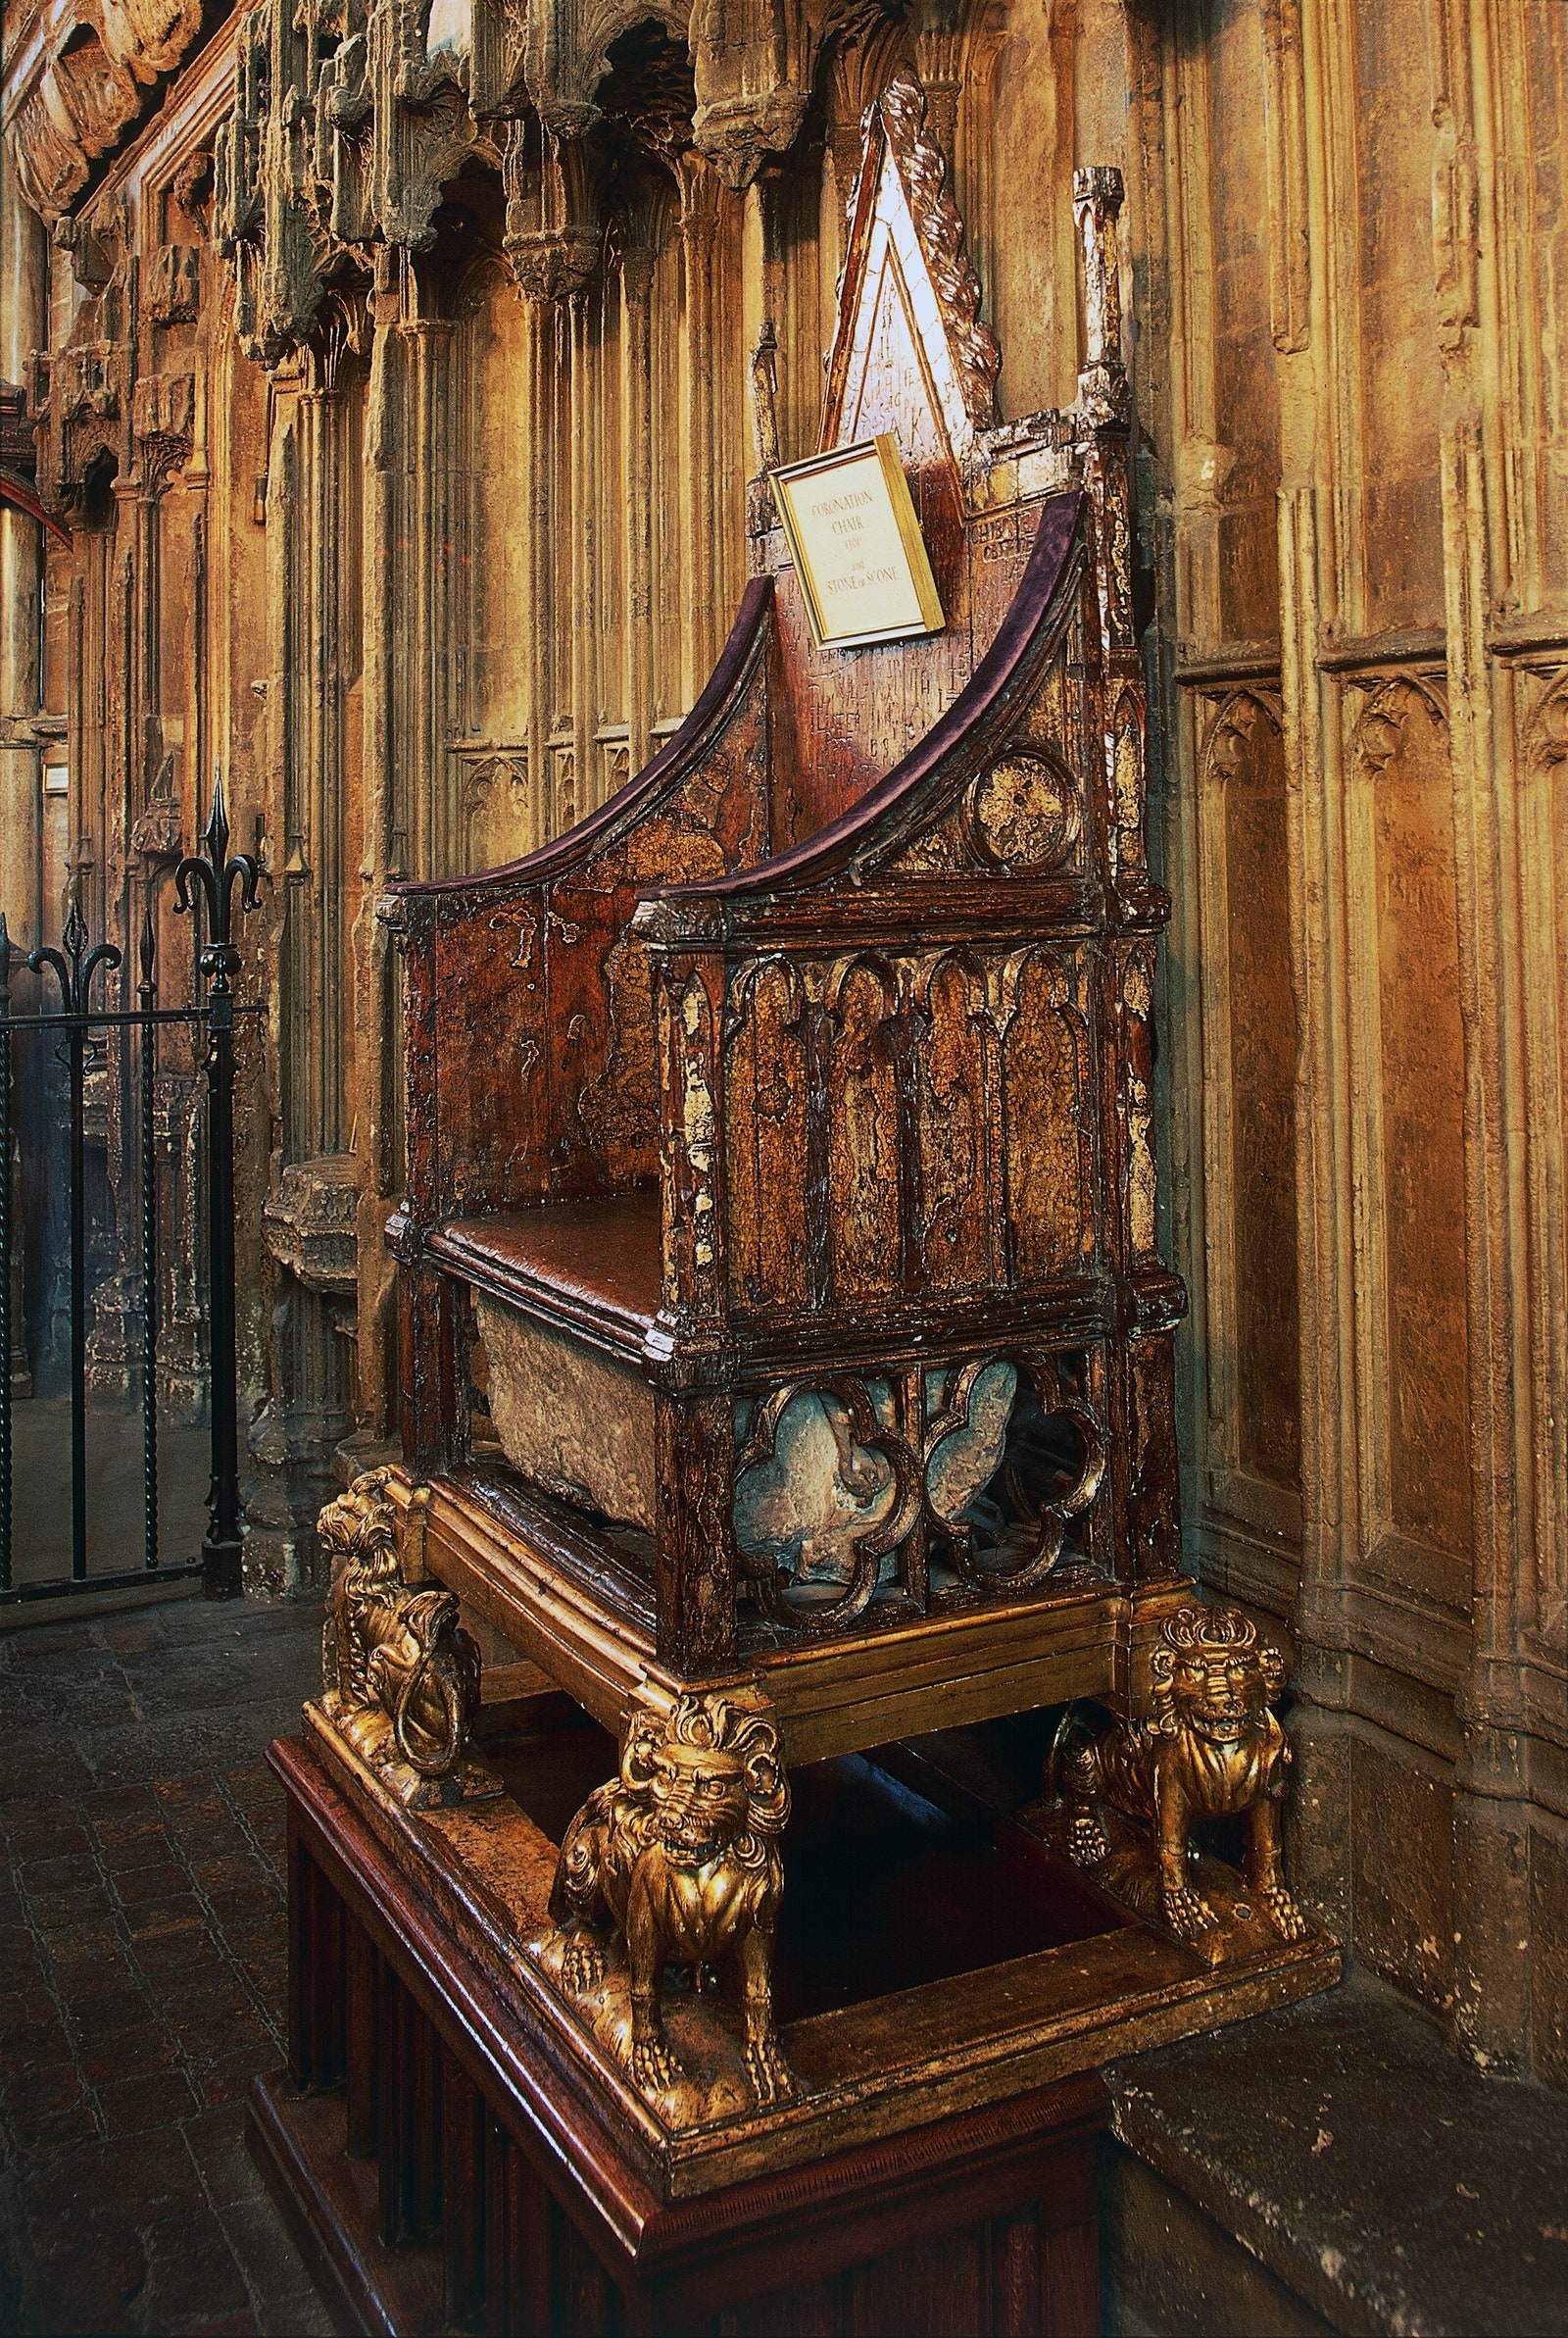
[263,1156,362,1292]
[691,83,809,193]
[132,373,196,491]
[504,119,604,301]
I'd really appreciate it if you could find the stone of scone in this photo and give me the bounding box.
[476,1296,657,1532]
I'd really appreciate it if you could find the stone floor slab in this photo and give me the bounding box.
[0,1593,330,2337]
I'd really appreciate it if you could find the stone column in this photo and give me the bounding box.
[678,158,722,705]
[0,141,46,1396]
[521,291,550,848]
[1,137,46,963]
[619,240,658,781]
[567,287,594,816]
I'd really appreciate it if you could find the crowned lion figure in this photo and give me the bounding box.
[547,1682,797,2108]
[1053,1603,1307,1945]
[318,1468,484,1796]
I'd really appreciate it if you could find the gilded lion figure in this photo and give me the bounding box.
[318,1468,483,1795]
[1054,1604,1307,1945]
[548,1683,798,2108]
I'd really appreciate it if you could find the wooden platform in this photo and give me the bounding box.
[250,1705,1340,2335]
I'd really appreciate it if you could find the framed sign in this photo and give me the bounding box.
[771,434,945,651]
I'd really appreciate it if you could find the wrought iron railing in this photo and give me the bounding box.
[0,782,261,1603]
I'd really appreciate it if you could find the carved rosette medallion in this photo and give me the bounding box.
[964,753,1083,873]
[532,1682,798,2125]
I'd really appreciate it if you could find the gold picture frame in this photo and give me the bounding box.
[770,434,945,651]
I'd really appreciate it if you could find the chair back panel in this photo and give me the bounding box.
[756,70,1072,841]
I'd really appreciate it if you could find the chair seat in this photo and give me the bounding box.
[431,1189,662,1360]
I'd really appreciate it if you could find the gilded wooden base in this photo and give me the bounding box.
[399,1458,1200,1767]
[261,1727,1120,2337]
[287,1679,1339,2197]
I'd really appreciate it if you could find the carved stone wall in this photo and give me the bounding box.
[1133,0,1568,2090]
[3,0,1565,2086]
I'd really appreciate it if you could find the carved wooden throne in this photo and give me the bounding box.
[380,89,1187,1766]
[259,88,1337,2320]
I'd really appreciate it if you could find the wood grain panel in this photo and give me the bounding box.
[435,887,552,1217]
[726,962,810,1314]
[1004,951,1087,1285]
[827,960,903,1304]
[916,954,992,1293]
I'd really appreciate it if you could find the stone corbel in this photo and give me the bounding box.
[263,1156,363,1293]
[131,373,196,492]
[688,0,812,189]
[503,117,605,300]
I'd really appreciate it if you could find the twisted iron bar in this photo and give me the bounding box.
[174,777,263,1597]
[139,909,159,1574]
[29,891,122,1581]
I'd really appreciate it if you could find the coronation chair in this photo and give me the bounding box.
[379,91,1188,1766]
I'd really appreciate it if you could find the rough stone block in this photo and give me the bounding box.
[477,1298,658,1530]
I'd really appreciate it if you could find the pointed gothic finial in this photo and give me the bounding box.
[63,890,89,967]
[1072,166,1130,429]
[176,762,261,991]
[204,771,230,872]
[138,907,158,994]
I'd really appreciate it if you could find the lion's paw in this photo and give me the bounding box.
[1067,1812,1109,1868]
[561,1934,606,1994]
[744,2035,800,2108]
[631,2034,684,2096]
[1162,1883,1217,1940]
[1258,1882,1308,1941]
